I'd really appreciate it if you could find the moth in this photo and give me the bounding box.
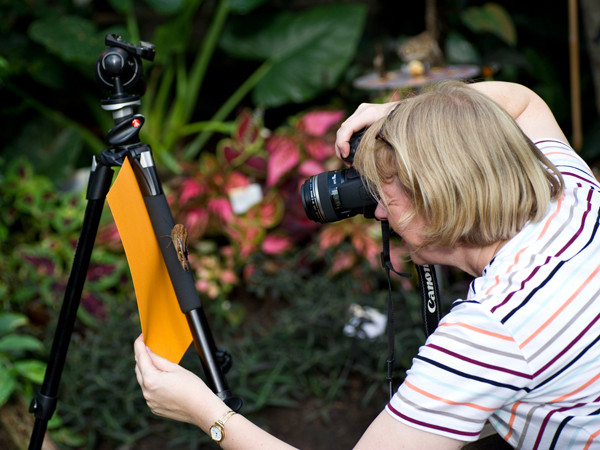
[170,223,190,271]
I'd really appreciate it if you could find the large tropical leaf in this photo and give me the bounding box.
[461,2,517,47]
[220,4,367,107]
[28,15,105,65]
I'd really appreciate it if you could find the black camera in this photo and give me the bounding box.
[301,130,377,223]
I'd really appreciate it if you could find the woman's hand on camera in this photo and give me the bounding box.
[134,334,221,427]
[335,102,398,160]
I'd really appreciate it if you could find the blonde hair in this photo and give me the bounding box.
[354,80,564,248]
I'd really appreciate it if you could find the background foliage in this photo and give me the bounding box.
[1,0,599,448]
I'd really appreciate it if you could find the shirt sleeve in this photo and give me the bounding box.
[535,139,599,189]
[386,301,533,442]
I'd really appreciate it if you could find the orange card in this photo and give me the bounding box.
[107,157,192,363]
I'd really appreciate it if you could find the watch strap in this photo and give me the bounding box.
[211,410,236,443]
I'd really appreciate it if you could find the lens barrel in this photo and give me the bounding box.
[301,167,377,223]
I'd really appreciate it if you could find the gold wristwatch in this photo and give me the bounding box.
[210,410,236,444]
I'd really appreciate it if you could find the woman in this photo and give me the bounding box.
[135,81,600,448]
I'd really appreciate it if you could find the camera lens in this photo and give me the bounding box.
[301,167,377,223]
[301,172,337,223]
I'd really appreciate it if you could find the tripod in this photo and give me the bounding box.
[28,34,242,450]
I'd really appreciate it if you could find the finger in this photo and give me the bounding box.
[134,334,156,375]
[335,103,381,160]
[134,362,144,387]
[146,346,178,372]
[335,125,352,159]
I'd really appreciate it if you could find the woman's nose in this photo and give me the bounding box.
[375,202,388,221]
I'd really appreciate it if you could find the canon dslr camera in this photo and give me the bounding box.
[301,130,377,223]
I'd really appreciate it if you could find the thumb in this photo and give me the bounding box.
[146,345,179,372]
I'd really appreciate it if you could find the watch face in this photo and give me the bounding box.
[210,425,223,442]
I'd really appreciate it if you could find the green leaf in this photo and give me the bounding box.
[0,366,17,407]
[461,2,517,46]
[221,4,367,107]
[0,313,28,336]
[106,0,133,15]
[7,122,84,183]
[230,0,270,14]
[50,427,88,447]
[28,16,105,65]
[444,32,481,65]
[143,0,185,14]
[14,360,47,385]
[150,0,203,59]
[0,334,45,353]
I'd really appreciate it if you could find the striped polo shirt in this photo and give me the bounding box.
[387,139,600,448]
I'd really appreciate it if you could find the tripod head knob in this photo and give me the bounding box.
[96,47,142,98]
[103,51,130,77]
[96,34,155,101]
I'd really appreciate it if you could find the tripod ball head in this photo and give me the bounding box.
[96,35,155,100]
[96,46,143,97]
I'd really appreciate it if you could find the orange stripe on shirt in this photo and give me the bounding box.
[503,401,522,441]
[485,247,529,296]
[520,263,600,349]
[485,193,564,297]
[552,372,600,403]
[438,322,514,341]
[583,428,600,450]
[485,275,501,296]
[537,194,564,240]
[484,194,563,297]
[544,150,578,159]
[404,379,497,412]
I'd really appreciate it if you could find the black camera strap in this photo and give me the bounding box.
[380,220,408,399]
[415,264,442,337]
[380,220,441,399]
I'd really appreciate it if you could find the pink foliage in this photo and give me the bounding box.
[235,224,263,259]
[245,155,268,173]
[81,293,106,319]
[298,160,325,177]
[318,225,345,250]
[262,234,293,255]
[184,207,209,237]
[329,250,356,275]
[208,198,234,224]
[222,144,242,164]
[163,106,404,300]
[179,178,205,205]
[221,269,238,284]
[351,233,380,269]
[96,222,122,250]
[256,199,280,228]
[225,171,251,193]
[234,109,259,143]
[299,110,344,136]
[266,135,300,187]
[304,138,334,161]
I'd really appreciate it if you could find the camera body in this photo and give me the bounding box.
[301,129,377,223]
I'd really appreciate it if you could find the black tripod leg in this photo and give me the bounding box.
[143,193,243,412]
[29,162,114,450]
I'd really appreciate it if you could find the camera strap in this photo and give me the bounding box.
[380,220,408,399]
[415,264,442,337]
[380,220,441,399]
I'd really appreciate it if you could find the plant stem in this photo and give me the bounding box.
[183,0,231,121]
[165,0,230,152]
[183,60,273,160]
